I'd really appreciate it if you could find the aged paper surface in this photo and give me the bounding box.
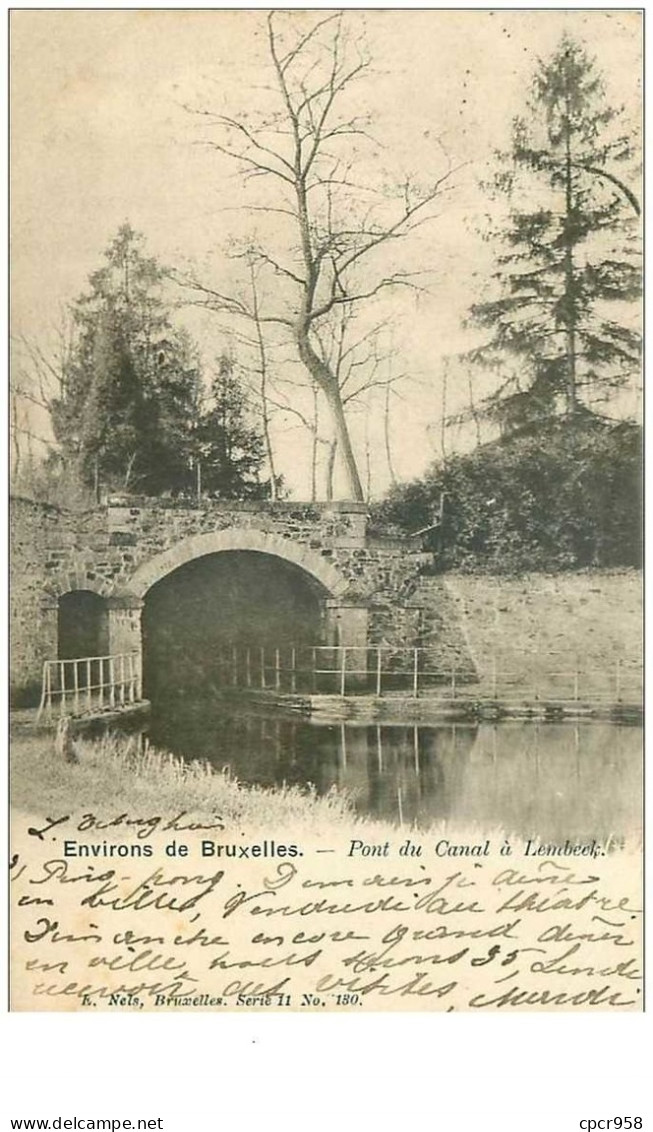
[10,814,642,1012]
[9,8,642,1014]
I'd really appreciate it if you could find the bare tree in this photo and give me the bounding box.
[383,382,398,487]
[467,370,482,447]
[424,358,455,464]
[184,11,456,500]
[248,258,280,500]
[440,359,448,465]
[260,376,327,502]
[10,324,72,480]
[312,304,406,499]
[268,302,407,499]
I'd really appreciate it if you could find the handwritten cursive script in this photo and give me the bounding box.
[10,818,642,1012]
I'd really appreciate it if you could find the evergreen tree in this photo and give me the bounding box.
[468,36,641,432]
[51,224,201,495]
[194,356,270,499]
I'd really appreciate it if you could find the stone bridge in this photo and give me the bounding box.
[11,494,435,703]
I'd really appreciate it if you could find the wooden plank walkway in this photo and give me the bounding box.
[208,686,642,724]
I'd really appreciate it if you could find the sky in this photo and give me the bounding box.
[10,9,642,500]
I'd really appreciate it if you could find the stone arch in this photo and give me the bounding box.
[125,528,351,600]
[43,571,113,603]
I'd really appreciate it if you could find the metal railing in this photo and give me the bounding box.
[37,653,142,720]
[213,644,642,703]
[35,645,641,718]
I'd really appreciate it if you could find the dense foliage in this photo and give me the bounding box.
[51,225,201,496]
[373,417,641,573]
[49,225,271,501]
[468,36,641,432]
[194,356,273,500]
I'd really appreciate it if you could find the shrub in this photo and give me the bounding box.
[373,417,642,573]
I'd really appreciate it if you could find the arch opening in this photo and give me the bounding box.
[128,527,350,601]
[142,550,330,703]
[58,590,108,661]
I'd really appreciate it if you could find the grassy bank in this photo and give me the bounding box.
[11,725,639,854]
[11,729,357,833]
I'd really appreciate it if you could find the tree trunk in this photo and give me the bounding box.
[325,437,337,501]
[124,451,137,490]
[440,364,448,464]
[384,384,397,486]
[11,396,21,478]
[296,329,364,501]
[364,410,372,501]
[563,93,578,415]
[250,261,278,501]
[467,372,482,446]
[310,387,319,503]
[261,397,278,502]
[324,383,364,501]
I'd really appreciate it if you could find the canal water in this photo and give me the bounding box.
[143,700,642,840]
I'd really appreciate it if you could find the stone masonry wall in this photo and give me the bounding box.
[11,496,426,605]
[445,570,643,694]
[10,496,428,699]
[9,499,113,700]
[11,496,642,704]
[412,577,478,678]
[11,498,61,699]
[105,498,425,602]
[366,579,478,683]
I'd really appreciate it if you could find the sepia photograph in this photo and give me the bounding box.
[9,8,642,1013]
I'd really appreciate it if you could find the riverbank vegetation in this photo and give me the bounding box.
[11,727,639,853]
[11,730,357,833]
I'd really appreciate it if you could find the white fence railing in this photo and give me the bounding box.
[212,644,642,704]
[36,653,142,720]
[35,645,642,719]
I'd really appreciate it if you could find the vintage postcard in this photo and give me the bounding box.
[9,9,642,1012]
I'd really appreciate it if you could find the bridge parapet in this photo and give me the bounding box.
[106,496,369,550]
[101,496,426,603]
[11,493,435,702]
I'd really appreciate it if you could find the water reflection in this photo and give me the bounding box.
[145,701,641,840]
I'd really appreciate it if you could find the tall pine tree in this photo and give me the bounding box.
[468,35,641,433]
[51,224,201,496]
[194,355,270,499]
